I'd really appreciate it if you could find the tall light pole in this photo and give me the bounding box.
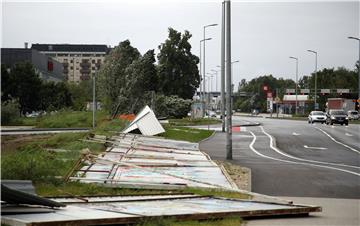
[289,56,299,115]
[203,23,218,108]
[220,1,226,132]
[348,36,360,100]
[307,50,318,110]
[200,38,212,102]
[225,0,232,160]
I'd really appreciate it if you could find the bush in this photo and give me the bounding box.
[1,100,21,125]
[155,95,192,118]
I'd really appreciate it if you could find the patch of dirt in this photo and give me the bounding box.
[1,134,51,153]
[215,160,251,191]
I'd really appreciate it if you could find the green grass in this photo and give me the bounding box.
[11,110,111,128]
[169,117,221,126]
[160,125,214,143]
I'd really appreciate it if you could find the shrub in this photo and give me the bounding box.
[1,100,21,125]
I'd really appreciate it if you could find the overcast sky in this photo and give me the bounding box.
[1,0,359,91]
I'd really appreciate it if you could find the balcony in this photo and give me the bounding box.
[80,75,90,81]
[80,62,91,68]
[80,68,91,74]
[63,62,69,67]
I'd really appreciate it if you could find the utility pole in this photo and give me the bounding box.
[203,23,218,115]
[289,56,299,115]
[225,0,232,160]
[221,1,226,133]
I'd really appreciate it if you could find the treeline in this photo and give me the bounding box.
[97,28,199,116]
[235,64,359,112]
[1,62,93,124]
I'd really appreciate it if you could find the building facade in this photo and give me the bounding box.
[31,44,110,83]
[1,48,65,82]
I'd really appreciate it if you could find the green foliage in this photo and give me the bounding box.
[1,99,21,125]
[39,81,73,111]
[97,40,141,113]
[155,95,192,118]
[1,62,43,114]
[67,80,93,110]
[160,125,213,143]
[157,28,200,99]
[235,75,295,113]
[1,63,73,114]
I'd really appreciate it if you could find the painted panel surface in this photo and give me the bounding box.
[2,196,321,225]
[73,134,234,190]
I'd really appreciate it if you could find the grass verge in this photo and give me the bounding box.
[160,125,214,143]
[168,117,220,126]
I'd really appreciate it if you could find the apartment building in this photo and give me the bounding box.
[31,44,110,83]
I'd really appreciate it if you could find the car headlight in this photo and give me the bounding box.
[345,117,349,120]
[331,116,335,119]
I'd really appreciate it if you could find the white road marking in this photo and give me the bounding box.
[249,131,360,177]
[259,126,360,170]
[292,132,301,136]
[345,133,353,137]
[303,145,327,150]
[315,127,360,154]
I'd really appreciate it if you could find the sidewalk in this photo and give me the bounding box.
[246,196,360,226]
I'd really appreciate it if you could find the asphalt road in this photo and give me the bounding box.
[199,116,360,199]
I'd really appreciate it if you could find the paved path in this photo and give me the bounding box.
[246,197,359,226]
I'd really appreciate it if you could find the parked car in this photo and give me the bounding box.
[326,109,348,126]
[308,111,326,124]
[347,110,359,120]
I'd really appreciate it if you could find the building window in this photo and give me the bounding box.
[70,66,73,70]
[83,54,91,57]
[92,67,95,70]
[70,60,73,63]
[92,59,95,63]
[63,59,68,63]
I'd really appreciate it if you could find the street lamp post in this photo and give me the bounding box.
[348,36,360,100]
[203,23,218,109]
[307,50,318,110]
[289,56,299,115]
[200,38,212,102]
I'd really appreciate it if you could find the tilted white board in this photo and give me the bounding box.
[122,106,165,136]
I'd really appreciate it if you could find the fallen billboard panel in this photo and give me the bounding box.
[1,195,321,226]
[71,133,237,190]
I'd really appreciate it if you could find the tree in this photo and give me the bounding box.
[67,80,93,110]
[157,28,200,99]
[3,62,43,114]
[97,40,140,113]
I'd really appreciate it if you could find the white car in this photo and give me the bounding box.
[347,110,359,120]
[308,111,326,124]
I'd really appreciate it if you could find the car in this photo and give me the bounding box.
[308,111,326,124]
[347,110,359,120]
[326,109,349,126]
